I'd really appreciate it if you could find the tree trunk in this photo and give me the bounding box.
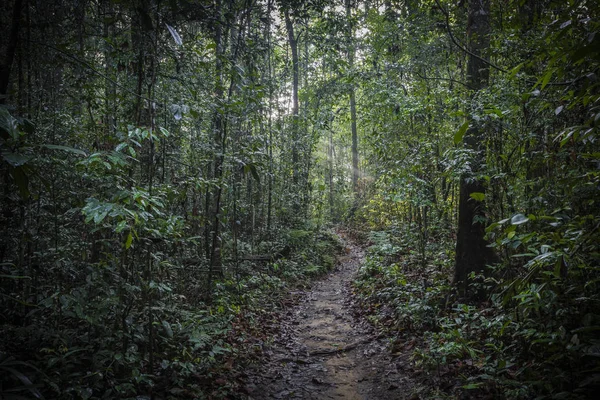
[454,0,496,295]
[346,0,359,195]
[0,0,23,104]
[208,0,226,290]
[266,0,274,234]
[283,8,300,189]
[103,0,116,138]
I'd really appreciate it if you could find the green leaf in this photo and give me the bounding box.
[509,63,523,79]
[510,213,529,225]
[462,383,483,390]
[125,232,133,249]
[0,274,31,279]
[94,210,108,224]
[2,151,30,167]
[161,320,174,338]
[159,126,170,137]
[0,108,19,140]
[469,192,485,201]
[540,68,554,90]
[553,257,561,278]
[454,121,469,145]
[115,220,127,233]
[41,144,86,156]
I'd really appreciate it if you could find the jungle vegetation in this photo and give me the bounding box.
[0,0,598,398]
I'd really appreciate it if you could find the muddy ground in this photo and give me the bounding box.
[244,232,417,399]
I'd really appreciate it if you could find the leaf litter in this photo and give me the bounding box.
[242,230,418,399]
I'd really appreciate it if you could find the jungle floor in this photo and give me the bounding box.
[243,231,417,399]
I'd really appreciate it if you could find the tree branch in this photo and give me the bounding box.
[435,0,581,87]
[434,0,507,74]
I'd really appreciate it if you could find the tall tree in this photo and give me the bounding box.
[208,0,226,289]
[283,5,300,188]
[346,0,359,195]
[453,0,496,294]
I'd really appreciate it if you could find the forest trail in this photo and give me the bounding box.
[246,231,413,399]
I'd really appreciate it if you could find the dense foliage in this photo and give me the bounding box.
[349,0,600,398]
[1,0,598,398]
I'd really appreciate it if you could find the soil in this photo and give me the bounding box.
[243,231,416,399]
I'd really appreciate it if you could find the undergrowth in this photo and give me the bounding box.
[0,228,342,400]
[352,224,600,399]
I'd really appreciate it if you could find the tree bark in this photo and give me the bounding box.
[284,8,300,188]
[454,0,496,295]
[346,0,359,195]
[208,0,225,290]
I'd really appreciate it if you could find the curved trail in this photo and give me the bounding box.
[246,232,413,399]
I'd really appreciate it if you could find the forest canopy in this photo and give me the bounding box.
[1,0,599,398]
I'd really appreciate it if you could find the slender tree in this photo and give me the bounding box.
[283,5,300,188]
[346,0,359,195]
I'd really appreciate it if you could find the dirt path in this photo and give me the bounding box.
[245,232,414,399]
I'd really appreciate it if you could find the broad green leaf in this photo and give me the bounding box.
[511,213,529,225]
[454,121,469,145]
[2,151,30,166]
[94,210,108,224]
[469,192,485,201]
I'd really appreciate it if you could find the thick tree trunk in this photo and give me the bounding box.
[454,0,497,295]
